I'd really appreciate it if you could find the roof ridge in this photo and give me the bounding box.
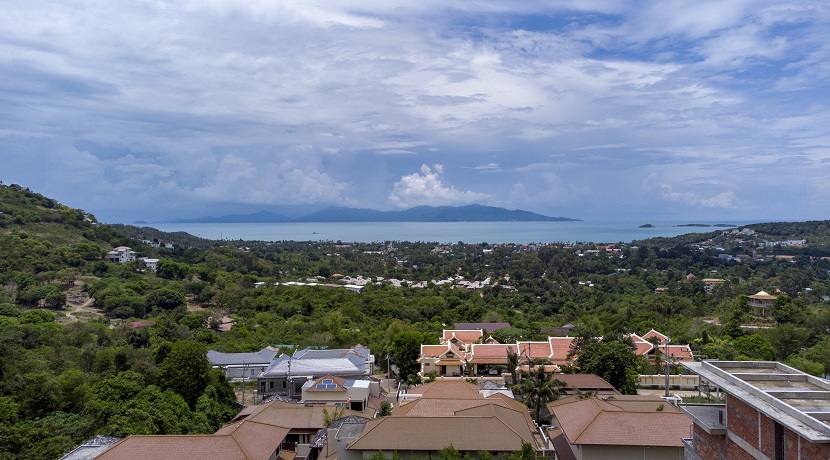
[569,400,605,444]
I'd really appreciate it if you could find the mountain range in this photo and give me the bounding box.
[164,204,579,223]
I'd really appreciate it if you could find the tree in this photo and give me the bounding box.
[389,331,434,381]
[506,348,519,386]
[518,366,562,424]
[491,327,528,344]
[157,340,211,408]
[773,296,804,325]
[732,334,776,361]
[378,400,392,417]
[146,288,186,312]
[574,341,641,395]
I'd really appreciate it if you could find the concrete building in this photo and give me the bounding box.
[681,361,830,459]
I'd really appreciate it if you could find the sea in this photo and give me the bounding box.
[146,220,758,244]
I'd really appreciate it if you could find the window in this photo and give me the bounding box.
[251,369,255,376]
[774,422,786,460]
[269,382,274,389]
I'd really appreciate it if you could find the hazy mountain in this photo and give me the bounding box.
[168,210,292,223]
[170,204,579,223]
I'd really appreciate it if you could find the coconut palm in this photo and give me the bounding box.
[519,365,562,424]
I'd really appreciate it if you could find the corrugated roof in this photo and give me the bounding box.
[262,357,362,377]
[208,348,279,366]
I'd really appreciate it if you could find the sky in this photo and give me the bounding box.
[2,1,830,223]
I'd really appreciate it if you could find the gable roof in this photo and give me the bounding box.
[467,343,518,364]
[517,341,553,360]
[551,373,619,395]
[441,329,484,344]
[95,420,290,460]
[346,416,536,452]
[641,329,669,345]
[550,397,689,448]
[304,375,347,392]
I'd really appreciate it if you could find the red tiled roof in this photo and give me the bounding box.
[548,337,575,364]
[442,329,484,343]
[517,341,553,360]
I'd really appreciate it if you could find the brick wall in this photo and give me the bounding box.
[726,395,759,450]
[799,436,830,460]
[691,425,727,460]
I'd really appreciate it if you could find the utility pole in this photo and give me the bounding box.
[663,337,671,398]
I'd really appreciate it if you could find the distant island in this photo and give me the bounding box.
[163,204,579,223]
[673,223,737,228]
[639,223,654,228]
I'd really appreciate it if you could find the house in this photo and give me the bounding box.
[748,290,777,316]
[680,360,830,460]
[419,342,467,377]
[702,279,726,294]
[300,375,382,411]
[107,246,136,263]
[629,331,695,364]
[258,346,373,398]
[140,258,159,272]
[322,380,545,460]
[233,400,363,458]
[208,347,279,380]
[547,395,691,460]
[93,418,291,460]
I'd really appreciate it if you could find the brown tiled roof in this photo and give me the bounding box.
[551,398,690,447]
[551,373,619,394]
[347,415,536,452]
[96,420,290,460]
[408,380,483,399]
[237,400,359,429]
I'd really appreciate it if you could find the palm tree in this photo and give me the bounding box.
[507,348,519,385]
[519,365,562,424]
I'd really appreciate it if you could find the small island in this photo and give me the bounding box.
[639,223,654,228]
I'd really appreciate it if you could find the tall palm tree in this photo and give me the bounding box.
[506,348,519,385]
[519,365,562,424]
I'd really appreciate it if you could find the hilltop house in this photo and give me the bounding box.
[107,246,136,263]
[748,290,777,316]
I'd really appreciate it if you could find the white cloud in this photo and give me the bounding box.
[658,183,737,209]
[190,154,352,205]
[388,164,489,208]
